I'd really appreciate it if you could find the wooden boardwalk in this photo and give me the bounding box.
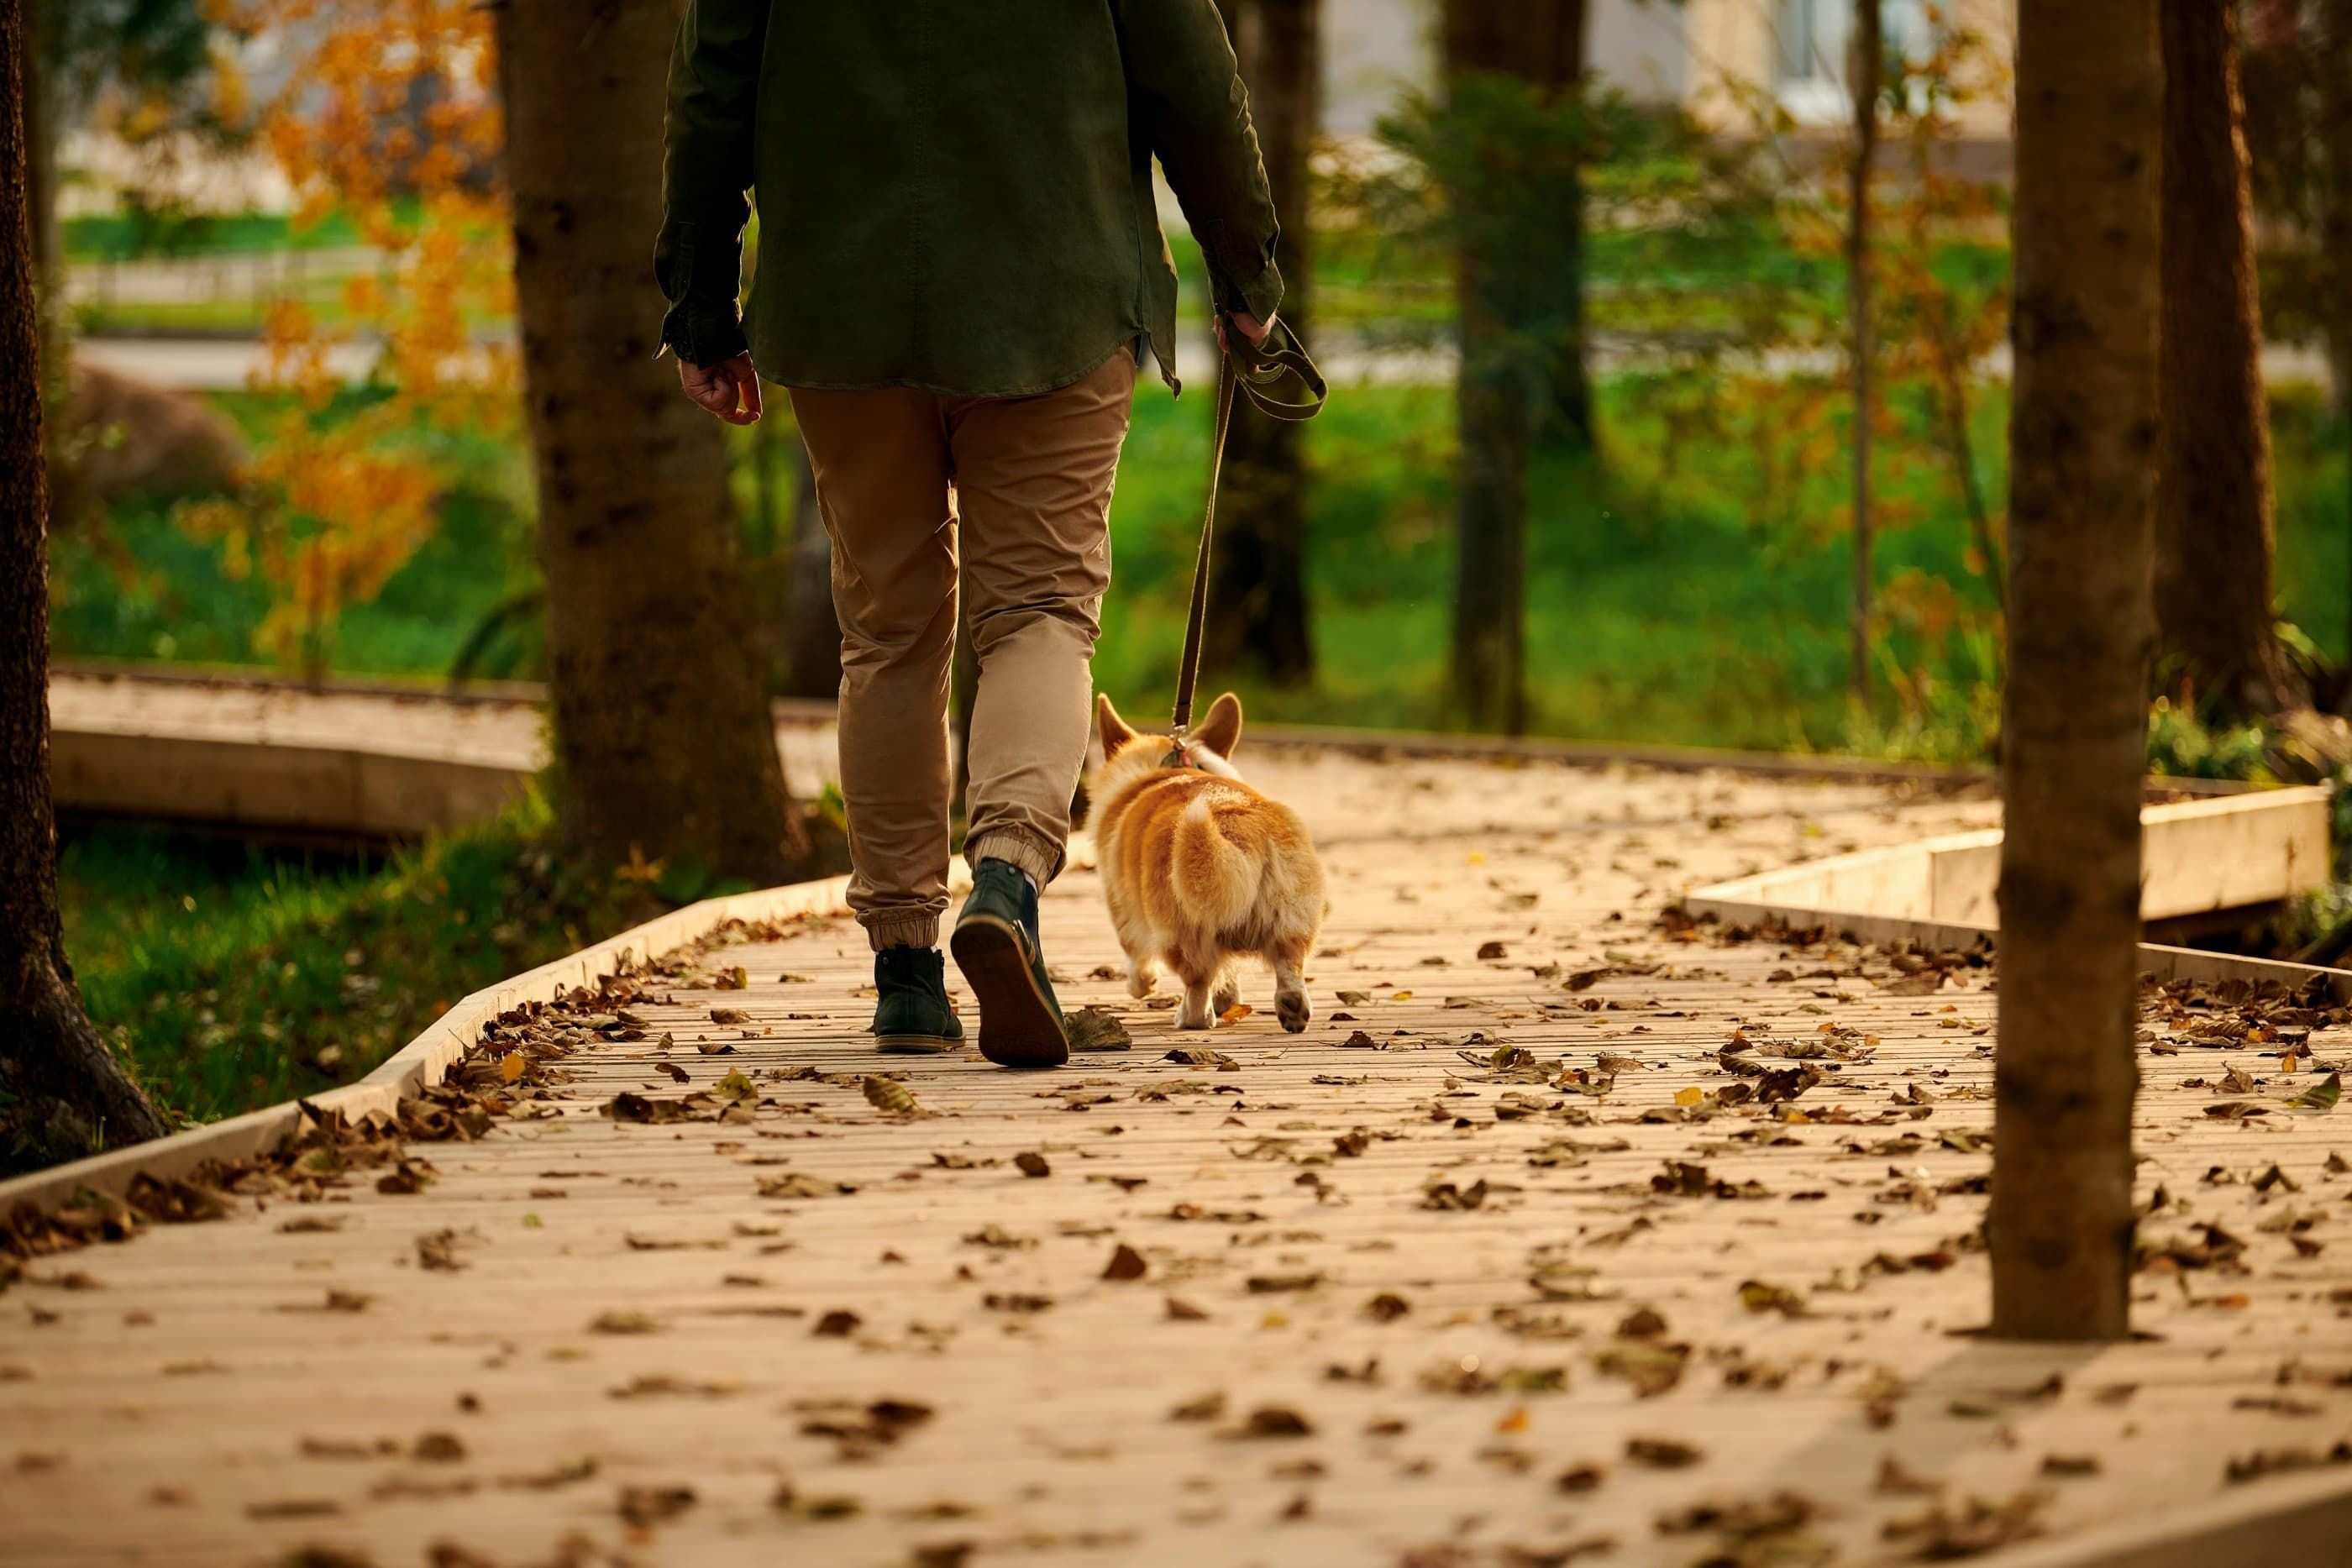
[4,749,2349,1567]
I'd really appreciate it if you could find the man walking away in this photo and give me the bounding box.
[657,2,1284,1068]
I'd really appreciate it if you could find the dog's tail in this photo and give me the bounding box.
[1170,790,1263,937]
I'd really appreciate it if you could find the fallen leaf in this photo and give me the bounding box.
[1103,1244,1148,1282]
[1063,1009,1132,1051]
[2286,1072,2343,1113]
[617,1483,696,1528]
[864,1077,926,1116]
[1625,1435,1704,1469]
[1224,1407,1314,1440]
[1170,1392,1226,1422]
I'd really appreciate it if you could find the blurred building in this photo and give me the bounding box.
[1327,0,2017,167]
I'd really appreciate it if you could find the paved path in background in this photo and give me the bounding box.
[74,331,2341,396]
[4,748,2347,1566]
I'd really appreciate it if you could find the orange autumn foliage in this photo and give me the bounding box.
[185,0,517,678]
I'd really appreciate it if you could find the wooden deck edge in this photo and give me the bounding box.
[56,659,2266,796]
[1980,1466,2352,1568]
[1677,901,2352,1002]
[0,874,853,1219]
[1685,787,2333,930]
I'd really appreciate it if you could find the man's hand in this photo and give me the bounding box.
[1214,310,1274,353]
[678,352,763,425]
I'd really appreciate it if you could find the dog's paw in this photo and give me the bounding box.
[1176,1011,1213,1031]
[1211,978,1242,1016]
[1126,960,1157,999]
[1276,987,1310,1034]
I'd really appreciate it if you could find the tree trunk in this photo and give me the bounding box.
[21,0,55,289]
[1441,0,1580,734]
[1848,0,1881,704]
[2322,0,2352,669]
[496,0,803,886]
[0,0,171,1175]
[1989,0,2160,1345]
[1450,247,1532,736]
[1532,1,1590,450]
[1206,0,1318,688]
[2156,0,2302,716]
[778,433,842,700]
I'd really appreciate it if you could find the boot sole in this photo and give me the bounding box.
[874,1035,959,1055]
[950,914,1069,1070]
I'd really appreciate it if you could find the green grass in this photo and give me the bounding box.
[63,207,376,262]
[56,799,631,1125]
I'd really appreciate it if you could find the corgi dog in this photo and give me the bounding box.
[1091,692,1324,1032]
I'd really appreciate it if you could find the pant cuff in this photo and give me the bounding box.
[966,829,1062,889]
[864,911,941,952]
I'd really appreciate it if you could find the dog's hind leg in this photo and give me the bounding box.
[1125,951,1158,999]
[1268,935,1311,1034]
[1210,963,1242,1019]
[1169,939,1217,1030]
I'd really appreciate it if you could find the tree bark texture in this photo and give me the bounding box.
[496,0,801,886]
[0,0,172,1174]
[1207,0,1318,688]
[1849,0,1881,702]
[1989,0,2161,1344]
[2155,0,2301,716]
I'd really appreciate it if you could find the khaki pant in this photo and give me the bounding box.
[789,346,1137,951]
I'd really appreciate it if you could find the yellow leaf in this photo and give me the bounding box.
[1392,990,1414,1002]
[1496,1403,1530,1434]
[1219,1003,1253,1025]
[498,1050,526,1083]
[1674,1085,1704,1107]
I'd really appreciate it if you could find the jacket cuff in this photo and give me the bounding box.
[1224,258,1284,326]
[1201,219,1284,324]
[653,213,751,365]
[660,298,750,367]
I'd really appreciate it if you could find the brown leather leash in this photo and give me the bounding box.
[1163,317,1328,768]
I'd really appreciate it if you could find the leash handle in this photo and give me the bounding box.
[1165,315,1326,763]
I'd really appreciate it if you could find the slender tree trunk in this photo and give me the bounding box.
[1848,0,1881,703]
[1442,0,1575,735]
[496,0,803,885]
[0,0,171,1175]
[2156,0,2302,716]
[21,0,55,290]
[1207,0,1318,687]
[1451,246,1531,737]
[1988,0,2160,1345]
[778,434,842,700]
[1534,0,1590,450]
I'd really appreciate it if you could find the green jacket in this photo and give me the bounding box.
[656,0,1284,398]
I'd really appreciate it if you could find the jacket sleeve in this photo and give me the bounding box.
[654,0,768,365]
[1115,0,1285,323]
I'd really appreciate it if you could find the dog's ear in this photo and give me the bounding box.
[1096,693,1137,757]
[1194,691,1244,758]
